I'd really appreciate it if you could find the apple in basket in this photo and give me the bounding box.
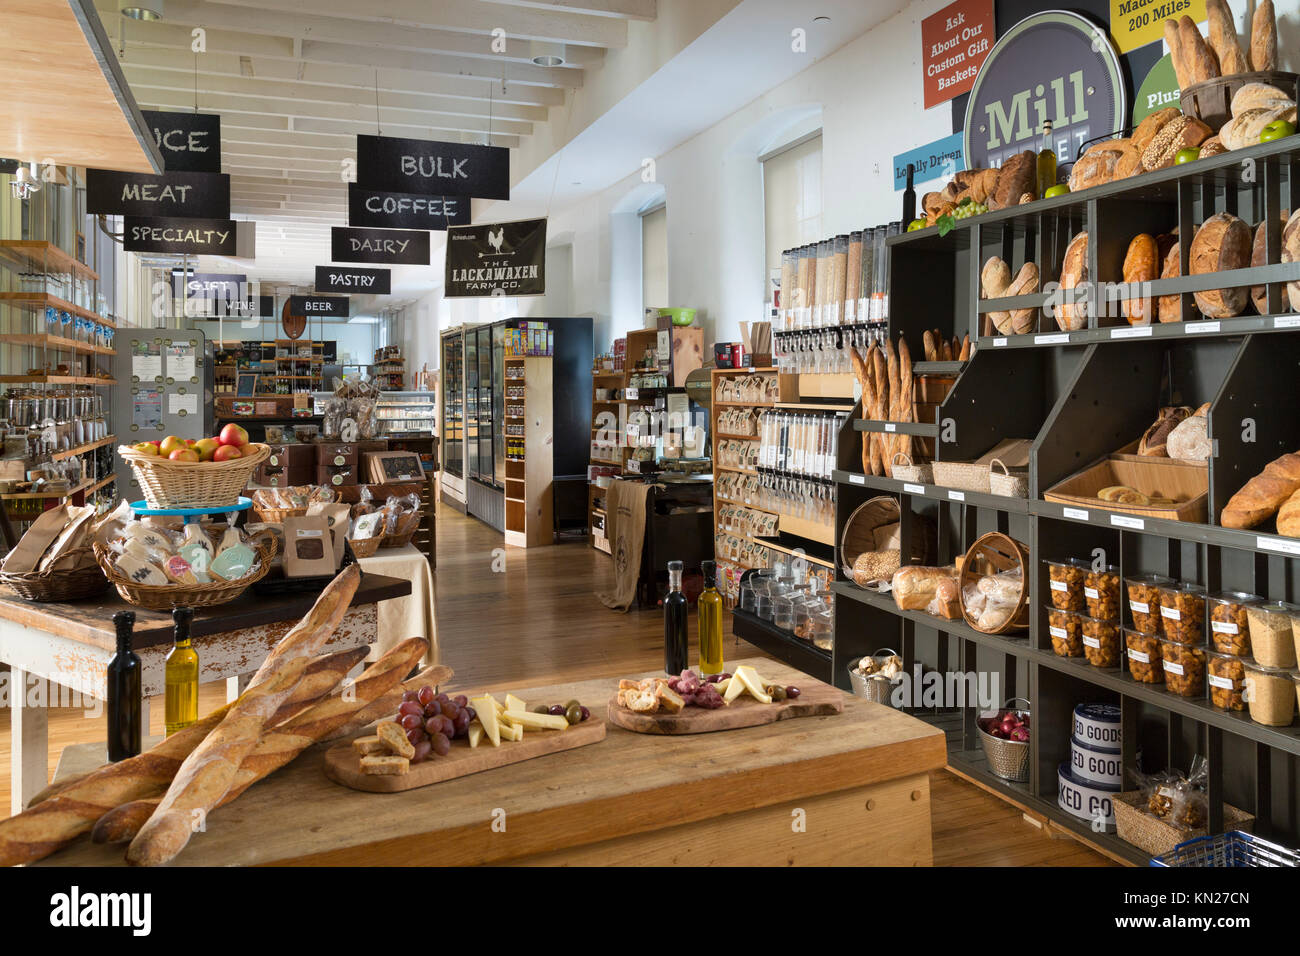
[218,423,249,448]
[168,448,199,462]
[193,438,220,461]
[212,444,243,462]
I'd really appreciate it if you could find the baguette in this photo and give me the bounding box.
[895,336,914,469]
[324,662,454,744]
[0,644,365,867]
[869,344,888,477]
[1277,487,1300,538]
[1251,0,1277,71]
[1206,0,1248,75]
[959,334,971,361]
[849,348,876,475]
[1220,453,1300,528]
[126,564,362,866]
[1179,15,1219,84]
[1164,20,1188,88]
[922,329,938,362]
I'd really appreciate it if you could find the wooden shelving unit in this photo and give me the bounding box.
[214,339,330,395]
[588,367,626,554]
[503,355,553,549]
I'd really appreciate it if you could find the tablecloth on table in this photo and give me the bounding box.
[358,544,437,662]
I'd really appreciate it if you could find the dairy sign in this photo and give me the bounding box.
[963,11,1127,170]
[445,218,546,298]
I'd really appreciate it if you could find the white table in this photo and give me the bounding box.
[357,544,437,662]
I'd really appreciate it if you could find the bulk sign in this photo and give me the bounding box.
[445,218,546,298]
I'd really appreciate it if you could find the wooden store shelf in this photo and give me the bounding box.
[0,479,93,501]
[0,374,115,386]
[51,434,116,461]
[87,474,117,494]
[0,333,114,356]
[0,240,99,280]
[0,292,115,327]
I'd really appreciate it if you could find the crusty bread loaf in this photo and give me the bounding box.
[1206,0,1248,75]
[1252,214,1290,314]
[1282,209,1300,307]
[1133,107,1181,155]
[1139,406,1194,457]
[1277,487,1300,538]
[1123,233,1160,325]
[1190,212,1251,318]
[1222,104,1298,151]
[1221,453,1300,528]
[1250,0,1278,71]
[1142,115,1212,170]
[1069,145,1124,192]
[1006,262,1040,334]
[1057,231,1089,331]
[1164,20,1189,88]
[1158,236,1186,323]
[1167,404,1212,462]
[1230,82,1294,117]
[1179,15,1220,84]
[1199,135,1227,158]
[990,151,1035,210]
[891,565,958,612]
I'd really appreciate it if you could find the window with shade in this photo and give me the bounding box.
[640,202,668,312]
[761,132,823,282]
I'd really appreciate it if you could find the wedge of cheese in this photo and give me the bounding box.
[498,720,523,742]
[502,709,569,732]
[733,665,772,704]
[467,719,485,749]
[505,693,527,714]
[723,674,747,704]
[472,695,501,745]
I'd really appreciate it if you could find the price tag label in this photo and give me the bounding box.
[1049,626,1067,639]
[993,337,1008,347]
[1163,660,1185,676]
[1128,650,1150,664]
[903,483,925,495]
[1084,587,1099,600]
[849,474,865,485]
[1035,333,1069,345]
[948,490,965,501]
[1209,674,1236,690]
[1110,326,1152,339]
[1110,514,1144,530]
[1258,535,1300,556]
[1161,606,1180,620]
[1050,580,1068,592]
[1186,321,1221,335]
[884,423,896,432]
[1063,507,1089,521]
[1084,635,1101,649]
[1274,316,1300,329]
[1212,621,1239,635]
[1130,601,1149,614]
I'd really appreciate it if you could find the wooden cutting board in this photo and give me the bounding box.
[324,718,606,792]
[606,679,842,735]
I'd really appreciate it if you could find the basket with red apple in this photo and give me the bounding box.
[117,423,270,509]
[977,697,1031,782]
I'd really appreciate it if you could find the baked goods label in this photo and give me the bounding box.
[1273,316,1300,329]
[1084,587,1099,599]
[903,483,925,495]
[1185,321,1221,334]
[1110,514,1144,529]
[1211,620,1238,635]
[1128,649,1150,664]
[1063,507,1089,521]
[1110,326,1152,339]
[849,473,865,485]
[1035,333,1070,345]
[1163,660,1185,676]
[1161,606,1180,620]
[1209,675,1236,690]
[1258,535,1300,556]
[1049,580,1068,592]
[992,337,1007,347]
[948,490,965,501]
[1049,626,1067,639]
[1130,601,1149,614]
[1083,635,1101,649]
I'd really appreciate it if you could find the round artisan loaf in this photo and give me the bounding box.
[1198,135,1227,158]
[1167,404,1212,461]
[1057,231,1089,331]
[853,549,900,586]
[1068,145,1123,192]
[1282,208,1300,306]
[989,151,1036,210]
[1190,212,1250,318]
[1229,82,1295,117]
[1221,104,1297,150]
[1122,233,1159,326]
[1251,213,1290,314]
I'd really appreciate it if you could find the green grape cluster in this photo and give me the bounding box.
[951,201,988,219]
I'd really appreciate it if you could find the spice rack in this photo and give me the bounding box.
[503,355,553,548]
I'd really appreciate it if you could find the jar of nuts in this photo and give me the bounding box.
[1157,582,1206,645]
[1243,661,1297,727]
[1245,602,1298,669]
[1207,590,1262,657]
[1159,638,1206,698]
[1124,628,1163,683]
[1083,564,1121,621]
[1207,651,1247,711]
[1046,558,1089,611]
[1047,605,1084,657]
[1125,573,1172,634]
[1081,615,1121,668]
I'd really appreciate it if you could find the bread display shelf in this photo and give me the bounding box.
[979,312,1300,348]
[853,419,939,437]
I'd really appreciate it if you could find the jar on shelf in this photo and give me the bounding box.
[1245,602,1297,668]
[1124,628,1164,684]
[1243,661,1297,727]
[1207,590,1262,656]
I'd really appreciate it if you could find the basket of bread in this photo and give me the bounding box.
[839,496,933,588]
[251,484,335,524]
[0,503,109,602]
[118,426,269,509]
[351,488,422,549]
[959,532,1030,634]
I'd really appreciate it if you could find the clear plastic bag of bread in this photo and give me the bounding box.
[351,485,375,521]
[385,493,422,537]
[1169,756,1209,831]
[1135,766,1183,820]
[322,395,346,439]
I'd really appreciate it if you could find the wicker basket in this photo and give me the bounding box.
[346,533,385,558]
[1113,791,1255,859]
[978,697,1031,782]
[0,548,109,602]
[1180,71,1299,132]
[960,531,1031,633]
[380,512,420,549]
[988,458,1029,498]
[93,537,276,610]
[839,496,934,581]
[118,444,270,509]
[252,505,308,524]
[932,460,992,493]
[891,453,933,485]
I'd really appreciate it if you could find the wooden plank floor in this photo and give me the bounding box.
[0,503,1110,866]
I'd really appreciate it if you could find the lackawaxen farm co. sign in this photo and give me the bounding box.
[444,218,547,298]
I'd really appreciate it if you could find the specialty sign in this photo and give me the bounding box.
[123,217,238,255]
[445,218,546,298]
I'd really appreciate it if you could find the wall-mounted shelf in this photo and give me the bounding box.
[0,292,115,328]
[0,333,115,356]
[51,434,116,461]
[0,375,116,386]
[0,240,100,281]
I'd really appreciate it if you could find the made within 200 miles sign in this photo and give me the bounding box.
[445,218,547,298]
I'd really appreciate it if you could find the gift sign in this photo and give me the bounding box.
[921,0,995,109]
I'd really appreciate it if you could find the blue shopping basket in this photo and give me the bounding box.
[1151,830,1300,867]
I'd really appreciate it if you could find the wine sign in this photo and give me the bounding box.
[356,134,509,200]
[315,265,391,294]
[347,184,470,230]
[141,110,221,173]
[331,226,430,265]
[445,218,546,298]
[86,169,230,219]
[287,294,350,318]
[123,217,238,255]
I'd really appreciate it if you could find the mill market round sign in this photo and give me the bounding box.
[963,10,1127,171]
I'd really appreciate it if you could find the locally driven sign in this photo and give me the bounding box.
[314,265,391,294]
[1110,0,1206,55]
[893,132,966,190]
[356,134,509,200]
[86,169,230,219]
[921,0,995,109]
[123,217,238,255]
[347,184,470,230]
[330,226,430,265]
[445,218,546,298]
[287,294,349,318]
[963,11,1127,170]
[141,110,221,173]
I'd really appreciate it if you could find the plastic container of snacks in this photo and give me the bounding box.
[1047,605,1084,657]
[1159,638,1206,697]
[772,594,795,631]
[1125,573,1172,634]
[1207,590,1262,657]
[1084,565,1122,621]
[1157,582,1206,645]
[1207,651,1247,711]
[1081,614,1122,668]
[1247,602,1298,669]
[1046,558,1089,611]
[1124,628,1164,684]
[1244,661,1297,727]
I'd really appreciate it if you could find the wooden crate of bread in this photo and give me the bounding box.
[1044,454,1208,522]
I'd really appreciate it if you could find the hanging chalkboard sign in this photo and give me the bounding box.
[347,184,470,230]
[142,110,221,173]
[356,134,509,200]
[86,169,230,219]
[314,265,391,294]
[331,226,430,265]
[287,295,350,318]
[123,217,238,255]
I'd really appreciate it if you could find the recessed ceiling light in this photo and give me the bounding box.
[120,0,163,20]
[529,40,566,66]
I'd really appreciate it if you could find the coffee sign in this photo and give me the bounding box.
[330,226,430,265]
[963,11,1127,170]
[445,218,546,298]
[315,266,391,294]
[86,169,230,219]
[287,295,349,318]
[356,134,509,200]
[347,185,470,230]
[123,217,238,255]
[142,110,221,173]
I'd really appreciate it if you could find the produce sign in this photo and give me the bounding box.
[347,185,470,230]
[1109,0,1206,55]
[287,295,349,318]
[963,10,1127,170]
[330,226,430,265]
[314,265,391,294]
[445,218,546,298]
[123,217,238,255]
[86,169,230,219]
[356,133,509,200]
[921,0,995,109]
[141,110,221,173]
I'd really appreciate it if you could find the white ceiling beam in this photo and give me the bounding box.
[215,123,352,150]
[288,116,518,147]
[202,0,628,48]
[225,164,343,183]
[298,40,582,89]
[233,183,348,199]
[478,0,656,21]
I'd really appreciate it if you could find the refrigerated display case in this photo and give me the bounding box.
[439,328,466,509]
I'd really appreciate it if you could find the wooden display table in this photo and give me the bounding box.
[37,660,946,866]
[0,573,411,814]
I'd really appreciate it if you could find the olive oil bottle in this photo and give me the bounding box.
[698,560,724,676]
[663,560,688,675]
[164,607,199,736]
[107,610,142,761]
[1036,121,1057,198]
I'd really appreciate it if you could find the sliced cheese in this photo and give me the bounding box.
[467,720,485,749]
[503,709,569,732]
[733,665,772,704]
[498,720,523,742]
[472,696,501,746]
[504,693,527,714]
[723,674,747,703]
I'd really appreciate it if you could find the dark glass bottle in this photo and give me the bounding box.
[107,610,142,761]
[902,162,917,224]
[664,560,688,675]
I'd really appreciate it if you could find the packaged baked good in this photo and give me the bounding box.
[1157,582,1206,644]
[1081,615,1121,668]
[1124,628,1164,683]
[1126,573,1172,634]
[1159,638,1206,697]
[1246,601,1298,668]
[1047,606,1084,657]
[1207,590,1261,656]
[1046,558,1089,611]
[1243,661,1297,726]
[1084,565,1121,621]
[1207,651,1246,711]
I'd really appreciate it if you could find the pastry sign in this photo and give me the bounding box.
[964,11,1127,170]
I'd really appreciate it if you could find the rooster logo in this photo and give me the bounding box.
[487,227,505,254]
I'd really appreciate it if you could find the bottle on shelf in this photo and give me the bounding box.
[698,560,724,676]
[1037,121,1057,197]
[107,610,142,761]
[664,560,689,675]
[902,162,916,224]
[164,607,199,736]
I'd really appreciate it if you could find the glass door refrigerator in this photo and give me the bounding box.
[439,329,465,509]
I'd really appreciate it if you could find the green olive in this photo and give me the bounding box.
[565,698,581,711]
[770,685,788,702]
[533,704,550,715]
[564,704,582,725]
